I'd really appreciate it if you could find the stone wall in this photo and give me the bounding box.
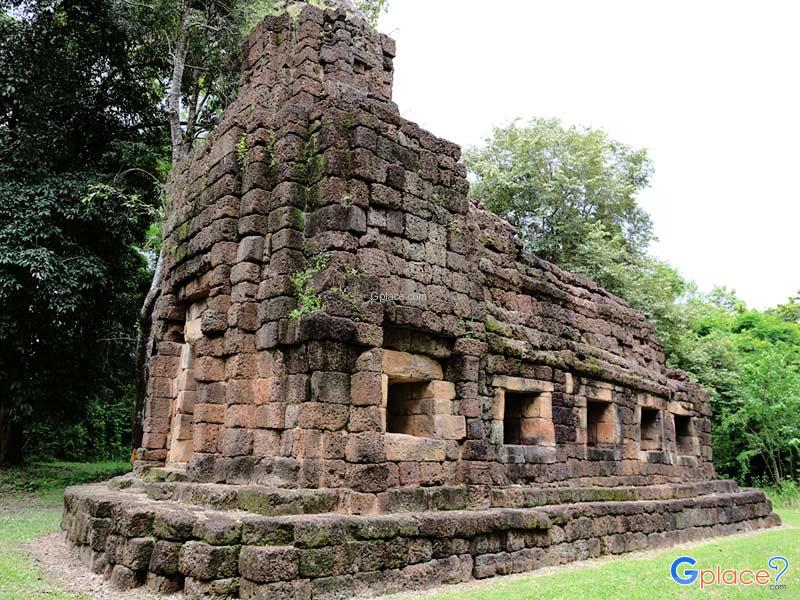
[134,6,715,502]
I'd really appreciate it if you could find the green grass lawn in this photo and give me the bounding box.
[412,519,799,600]
[0,461,131,600]
[0,464,797,600]
[410,499,800,600]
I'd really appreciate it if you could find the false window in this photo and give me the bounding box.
[674,415,695,455]
[587,400,616,448]
[640,407,662,451]
[386,382,434,437]
[502,391,554,447]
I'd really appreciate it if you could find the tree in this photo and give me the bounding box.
[465,119,691,350]
[668,290,800,485]
[355,0,389,26]
[134,0,251,163]
[0,178,154,463]
[771,290,800,324]
[0,0,167,463]
[465,118,654,266]
[728,346,800,485]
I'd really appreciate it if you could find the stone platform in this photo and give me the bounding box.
[62,474,779,599]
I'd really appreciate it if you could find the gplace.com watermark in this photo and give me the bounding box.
[368,291,425,303]
[671,555,789,591]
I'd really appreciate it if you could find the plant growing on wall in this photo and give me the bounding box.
[289,254,330,318]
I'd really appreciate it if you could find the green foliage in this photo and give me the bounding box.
[0,174,153,463]
[236,132,251,170]
[144,0,252,142]
[766,479,800,511]
[731,348,800,483]
[0,1,167,175]
[289,254,330,318]
[144,211,165,261]
[24,393,135,462]
[771,291,800,323]
[0,0,167,463]
[355,0,389,27]
[465,118,654,267]
[0,461,131,496]
[241,0,284,32]
[669,290,800,486]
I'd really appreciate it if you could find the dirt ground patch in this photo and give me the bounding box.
[25,533,181,600]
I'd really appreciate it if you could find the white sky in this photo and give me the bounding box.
[378,0,799,309]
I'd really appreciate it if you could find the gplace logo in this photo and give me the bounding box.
[671,555,789,590]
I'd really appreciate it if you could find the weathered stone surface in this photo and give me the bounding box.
[382,350,443,381]
[62,5,780,599]
[149,540,182,575]
[385,434,446,462]
[239,579,312,600]
[178,541,239,580]
[119,537,154,570]
[146,573,183,594]
[64,481,778,599]
[239,546,298,583]
[109,564,141,590]
[184,577,239,600]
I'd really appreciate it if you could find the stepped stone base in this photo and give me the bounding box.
[62,475,780,599]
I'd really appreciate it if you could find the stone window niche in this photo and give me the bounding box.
[387,382,435,437]
[502,392,554,447]
[640,407,662,451]
[638,405,667,463]
[376,349,465,463]
[584,398,619,461]
[586,401,615,448]
[674,414,699,459]
[502,392,528,445]
[492,375,555,464]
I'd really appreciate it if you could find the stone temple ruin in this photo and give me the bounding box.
[62,4,780,599]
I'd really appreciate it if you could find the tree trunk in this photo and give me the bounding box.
[168,0,192,163]
[184,67,200,156]
[133,0,192,451]
[132,245,164,452]
[0,395,22,465]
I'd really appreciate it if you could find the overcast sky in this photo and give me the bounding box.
[378,0,799,309]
